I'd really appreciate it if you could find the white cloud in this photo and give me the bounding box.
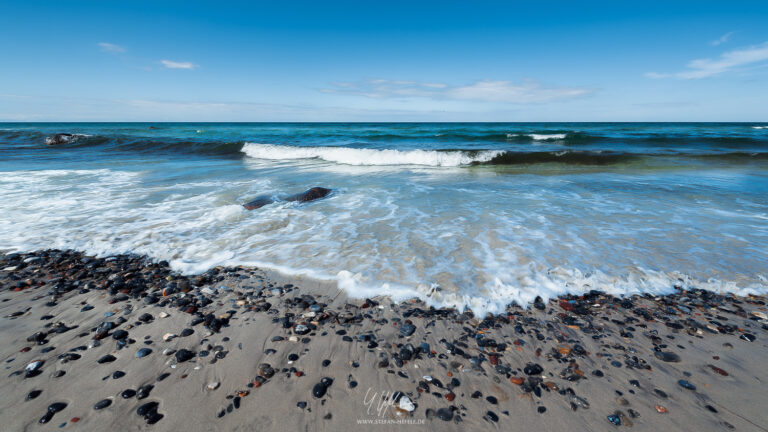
[98,42,125,53]
[322,79,592,103]
[647,41,768,79]
[711,31,734,46]
[160,60,198,69]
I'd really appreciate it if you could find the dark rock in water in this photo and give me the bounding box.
[678,380,696,390]
[136,348,152,358]
[436,407,454,421]
[112,370,126,379]
[533,296,546,311]
[121,389,137,398]
[285,187,332,203]
[112,330,128,340]
[297,401,307,409]
[175,349,195,362]
[243,196,275,211]
[399,323,416,337]
[180,328,194,337]
[484,411,499,422]
[312,377,333,398]
[322,359,331,367]
[486,396,498,405]
[97,354,116,364]
[45,133,78,146]
[94,399,112,410]
[654,351,681,362]
[244,187,331,210]
[26,389,42,401]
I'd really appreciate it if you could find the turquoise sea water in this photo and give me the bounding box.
[1,123,766,313]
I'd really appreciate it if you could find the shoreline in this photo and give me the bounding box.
[1,249,767,431]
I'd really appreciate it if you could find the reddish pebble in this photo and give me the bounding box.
[445,392,455,401]
[20,347,31,353]
[510,377,524,385]
[70,418,80,423]
[655,405,668,413]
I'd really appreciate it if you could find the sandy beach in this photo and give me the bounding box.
[1,250,767,431]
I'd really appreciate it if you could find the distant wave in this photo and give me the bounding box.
[242,143,768,167]
[507,133,568,141]
[241,142,503,166]
[754,126,768,130]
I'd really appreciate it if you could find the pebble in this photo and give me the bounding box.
[97,354,116,364]
[607,413,621,426]
[678,379,696,390]
[136,348,152,358]
[740,333,756,342]
[39,402,67,424]
[436,407,453,421]
[94,399,112,410]
[398,395,415,411]
[207,382,220,390]
[25,360,44,378]
[399,323,416,337]
[524,363,543,375]
[484,411,499,422]
[654,351,681,362]
[175,349,195,362]
[312,377,333,398]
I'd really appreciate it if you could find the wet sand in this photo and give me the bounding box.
[1,250,767,431]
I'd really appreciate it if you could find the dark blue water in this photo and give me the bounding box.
[1,123,767,313]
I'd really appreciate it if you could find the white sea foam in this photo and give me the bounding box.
[1,167,766,317]
[507,133,568,140]
[241,143,503,166]
[753,126,768,129]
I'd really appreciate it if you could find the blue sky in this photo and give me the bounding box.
[1,0,767,121]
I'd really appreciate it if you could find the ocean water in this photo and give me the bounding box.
[1,123,767,314]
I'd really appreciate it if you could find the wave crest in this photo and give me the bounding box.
[241,143,503,166]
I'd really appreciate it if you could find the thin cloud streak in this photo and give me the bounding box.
[647,41,768,79]
[322,79,593,103]
[98,42,125,53]
[160,60,198,69]
[711,31,734,46]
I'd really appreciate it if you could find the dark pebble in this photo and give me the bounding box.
[97,355,116,364]
[94,399,112,410]
[436,407,453,421]
[678,379,696,390]
[136,348,152,358]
